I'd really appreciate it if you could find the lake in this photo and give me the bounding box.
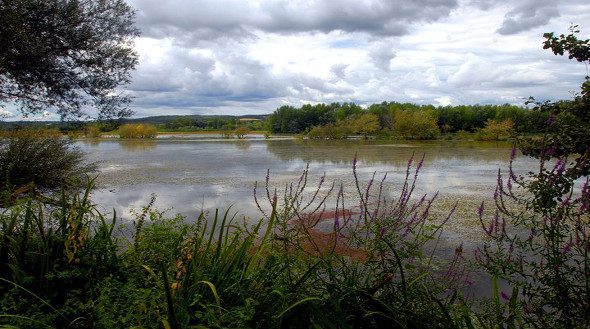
[79,135,537,252]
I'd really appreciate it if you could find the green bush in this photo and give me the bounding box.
[118,123,157,138]
[233,126,251,139]
[393,110,440,139]
[474,118,514,141]
[0,128,95,205]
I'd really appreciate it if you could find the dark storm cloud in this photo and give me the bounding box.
[130,0,458,43]
[497,0,559,35]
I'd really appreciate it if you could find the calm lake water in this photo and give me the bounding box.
[78,135,537,248]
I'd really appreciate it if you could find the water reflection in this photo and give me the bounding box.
[264,139,516,166]
[235,140,251,150]
[120,139,157,152]
[78,138,536,228]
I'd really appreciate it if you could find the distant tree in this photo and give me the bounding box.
[351,113,380,138]
[474,118,514,141]
[0,0,140,119]
[234,126,251,139]
[393,110,439,140]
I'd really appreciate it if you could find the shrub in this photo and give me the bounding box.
[118,123,157,138]
[393,110,440,139]
[306,123,350,139]
[85,124,102,138]
[474,118,514,141]
[350,112,380,138]
[233,125,251,139]
[0,128,95,205]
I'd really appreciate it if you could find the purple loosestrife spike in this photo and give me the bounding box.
[555,158,566,175]
[501,292,510,301]
[380,227,386,237]
[509,164,517,181]
[545,145,556,157]
[561,197,570,206]
[562,242,572,254]
[492,212,500,234]
[407,156,414,168]
[477,202,484,218]
[547,113,556,127]
[510,147,517,161]
[416,156,424,173]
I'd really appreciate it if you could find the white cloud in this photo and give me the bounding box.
[118,0,590,117]
[435,96,453,106]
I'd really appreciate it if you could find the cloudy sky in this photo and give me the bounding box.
[4,0,590,120]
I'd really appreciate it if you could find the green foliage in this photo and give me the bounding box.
[233,126,251,139]
[0,0,139,119]
[0,129,95,206]
[84,125,102,138]
[474,118,514,141]
[306,122,350,139]
[350,112,381,137]
[0,181,120,328]
[393,110,440,139]
[477,26,590,328]
[118,123,157,139]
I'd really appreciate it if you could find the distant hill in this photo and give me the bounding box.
[0,114,269,129]
[124,114,268,125]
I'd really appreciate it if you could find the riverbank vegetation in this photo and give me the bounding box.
[268,102,539,141]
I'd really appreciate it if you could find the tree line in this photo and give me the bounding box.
[267,101,552,139]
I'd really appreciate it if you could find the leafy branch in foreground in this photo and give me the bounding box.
[0,0,139,119]
[477,26,590,328]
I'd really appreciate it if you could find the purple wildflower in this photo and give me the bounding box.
[561,197,570,207]
[416,156,424,172]
[477,202,484,218]
[510,147,517,161]
[554,158,566,175]
[562,242,572,254]
[380,227,386,237]
[501,291,510,301]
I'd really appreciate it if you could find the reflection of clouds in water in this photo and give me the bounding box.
[92,184,263,222]
[82,139,538,228]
